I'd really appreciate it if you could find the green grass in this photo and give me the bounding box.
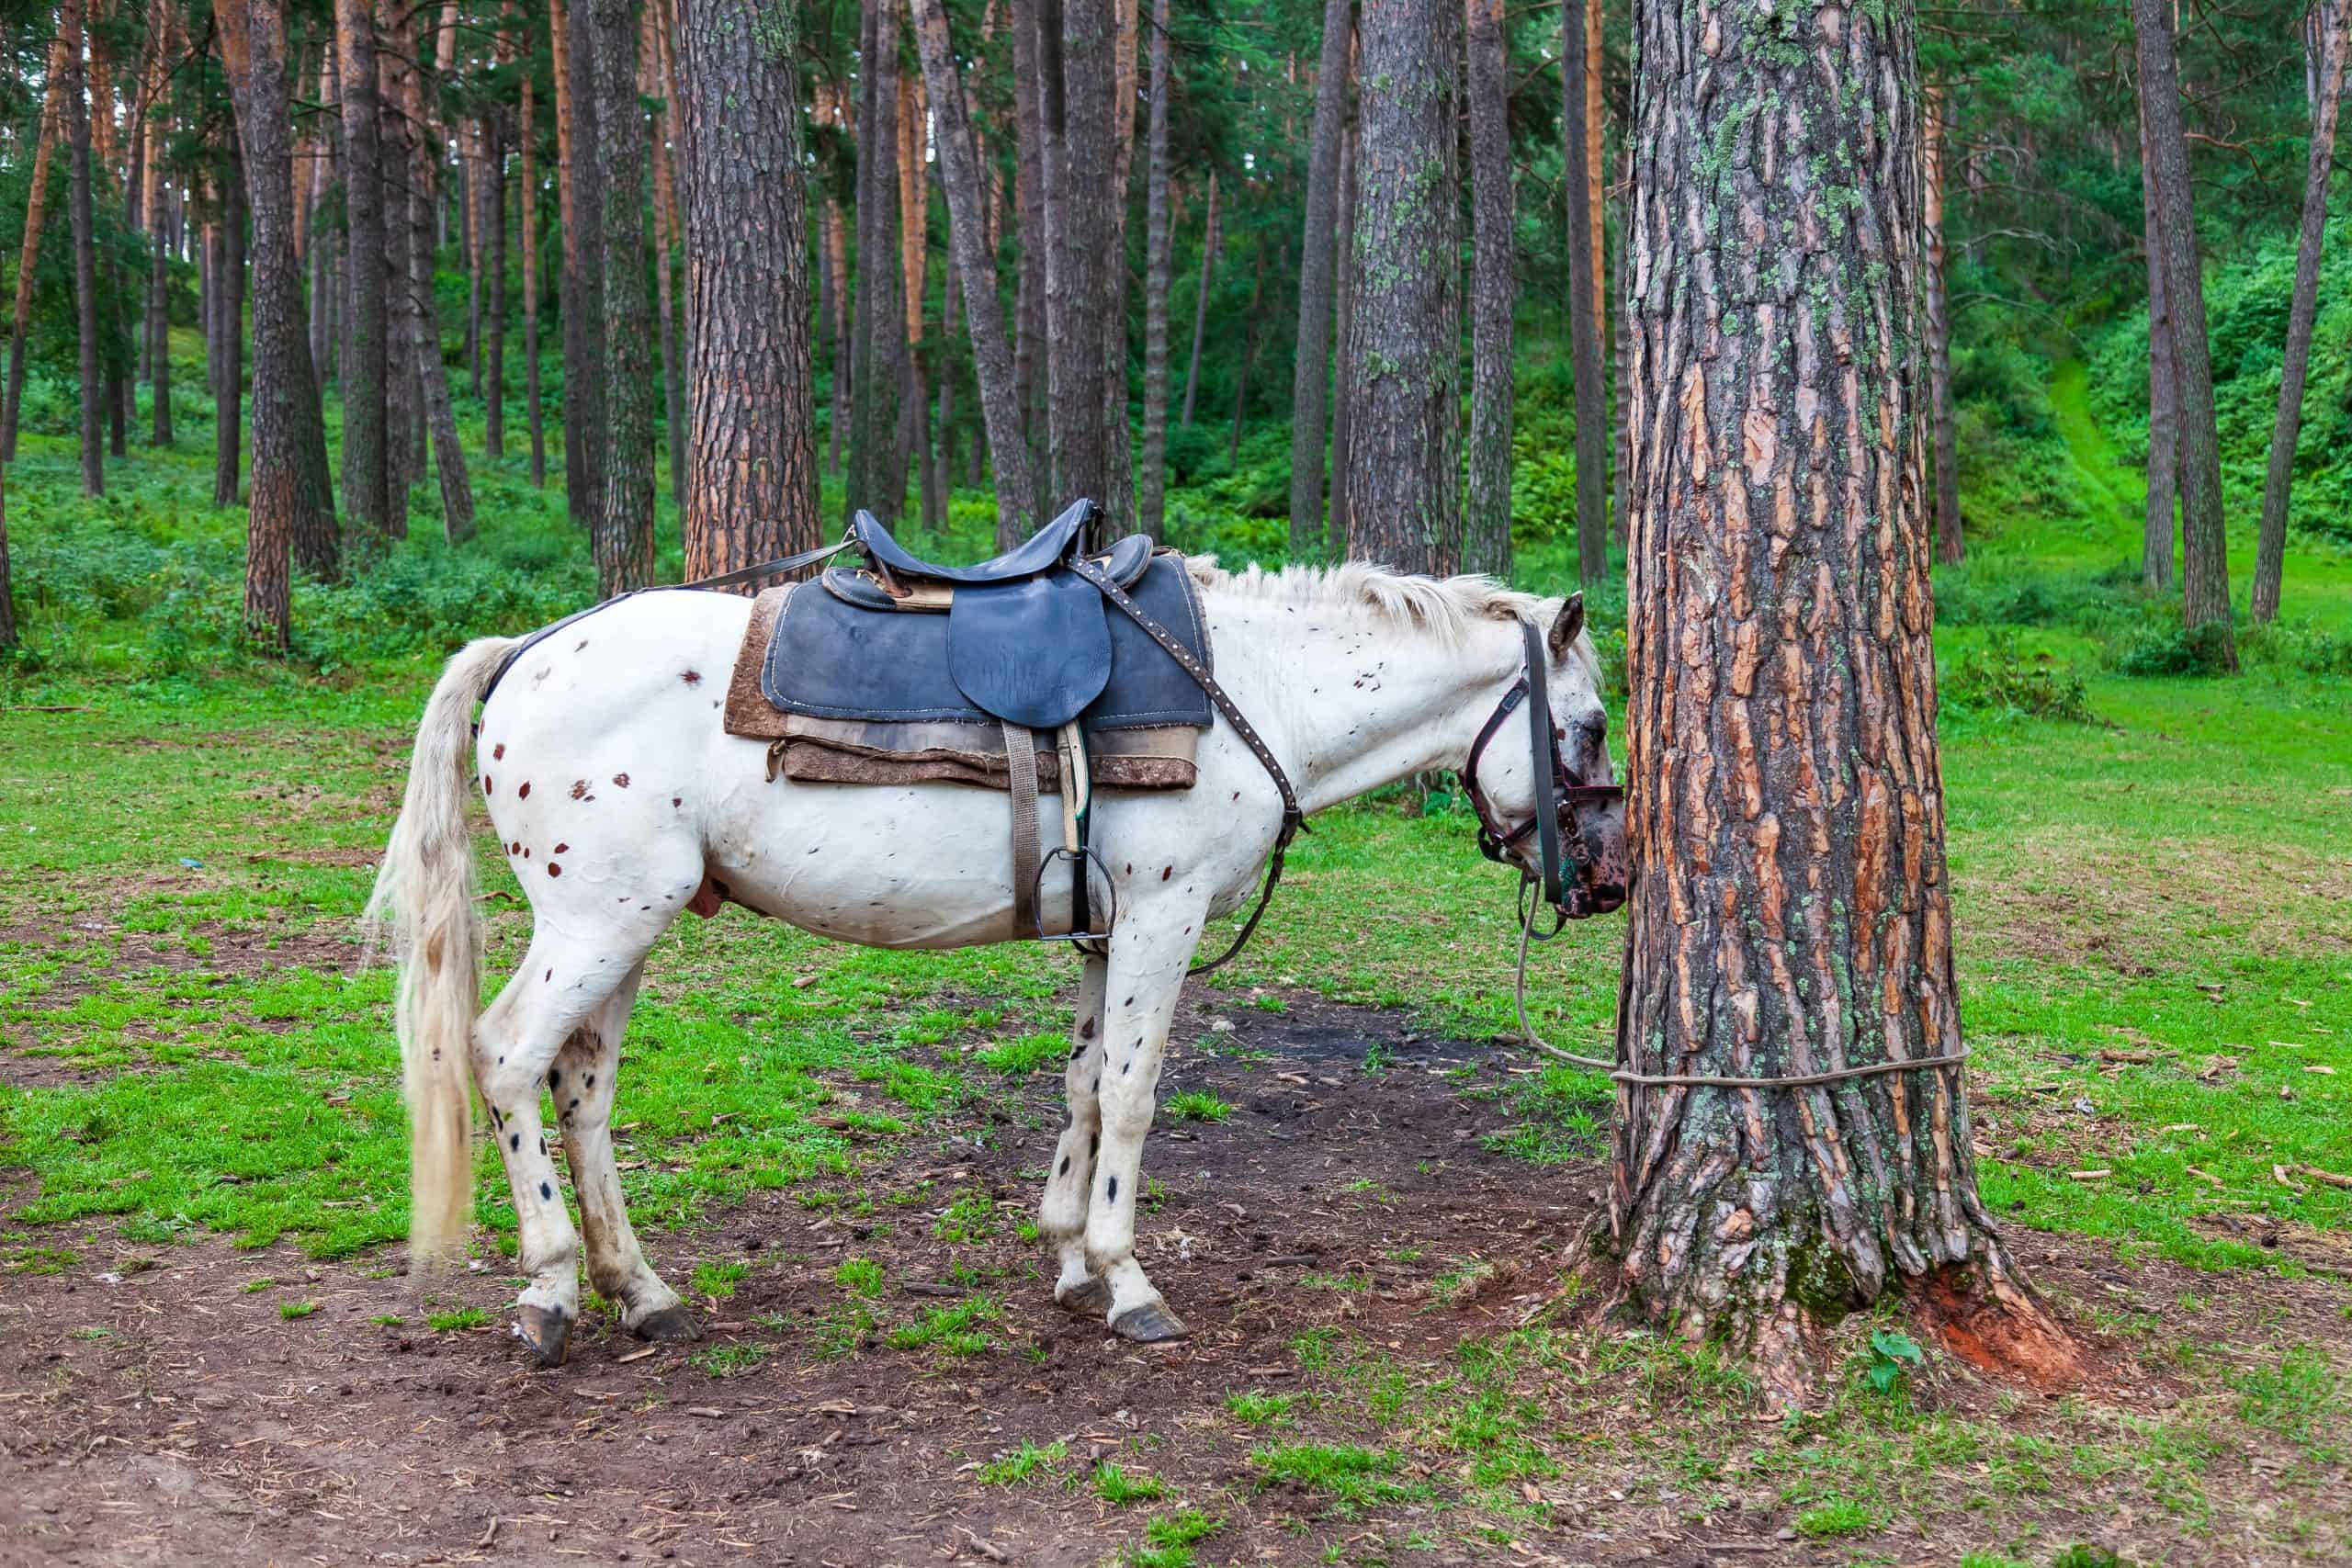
[1163,1090,1233,1123]
[886,1296,1000,1356]
[976,1439,1068,1486]
[689,1342,773,1379]
[425,1307,491,1332]
[1223,1389,1296,1427]
[690,1259,750,1300]
[278,1299,319,1320]
[1091,1461,1169,1506]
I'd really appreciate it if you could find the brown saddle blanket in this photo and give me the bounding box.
[722,584,1204,793]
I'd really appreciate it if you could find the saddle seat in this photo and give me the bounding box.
[852,496,1092,586]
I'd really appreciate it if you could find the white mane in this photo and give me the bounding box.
[1182,555,1552,646]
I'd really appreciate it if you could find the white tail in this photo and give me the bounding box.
[364,636,519,1267]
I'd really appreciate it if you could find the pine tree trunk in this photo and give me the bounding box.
[334,0,390,537]
[379,42,418,529]
[827,186,851,479]
[1286,0,1354,554]
[1227,244,1267,467]
[848,0,900,525]
[1607,0,2075,1412]
[1011,0,1050,510]
[895,66,939,530]
[1099,0,1139,530]
[1044,0,1117,510]
[64,0,106,496]
[2132,0,2235,665]
[1329,124,1357,554]
[308,45,334,390]
[522,31,547,487]
[910,0,1039,541]
[219,0,341,599]
[1342,0,1459,574]
[589,0,653,593]
[672,0,820,585]
[1180,169,1216,427]
[2139,99,2177,592]
[645,4,684,511]
[1924,86,1962,566]
[485,21,513,463]
[1560,0,1605,583]
[1136,0,1175,538]
[2251,0,2346,624]
[212,151,246,510]
[2,37,66,464]
[389,4,476,546]
[554,0,608,532]
[92,0,128,459]
[1463,0,1512,578]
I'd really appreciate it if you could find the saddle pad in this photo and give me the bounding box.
[758,551,1214,733]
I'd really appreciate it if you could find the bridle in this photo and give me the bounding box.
[1464,617,1624,927]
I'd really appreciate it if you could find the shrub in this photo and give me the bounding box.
[1942,633,2095,722]
[2109,619,2237,678]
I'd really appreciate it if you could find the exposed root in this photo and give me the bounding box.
[1916,1258,2086,1392]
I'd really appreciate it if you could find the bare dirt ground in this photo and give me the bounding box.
[2,995,2346,1567]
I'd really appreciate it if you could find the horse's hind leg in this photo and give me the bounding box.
[551,964,698,1342]
[1038,954,1112,1313]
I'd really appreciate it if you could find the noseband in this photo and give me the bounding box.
[1464,619,1624,923]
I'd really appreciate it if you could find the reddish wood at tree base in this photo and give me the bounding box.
[1605,0,2075,1408]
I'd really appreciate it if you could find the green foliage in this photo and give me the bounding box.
[2228,1344,2347,1464]
[833,1257,885,1298]
[1794,1497,1880,1538]
[1862,1328,1926,1398]
[278,1299,319,1320]
[977,1032,1066,1075]
[976,1439,1067,1485]
[426,1308,490,1331]
[1942,632,2095,722]
[1162,1090,1232,1122]
[1091,1462,1169,1506]
[690,1342,773,1378]
[886,1296,999,1355]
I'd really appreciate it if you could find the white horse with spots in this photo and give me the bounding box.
[366,559,1626,1363]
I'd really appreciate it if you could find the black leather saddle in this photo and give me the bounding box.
[851,497,1092,585]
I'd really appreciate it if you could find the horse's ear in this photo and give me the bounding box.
[1547,593,1585,660]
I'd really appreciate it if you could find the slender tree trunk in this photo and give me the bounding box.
[1227,248,1267,468]
[212,151,246,510]
[522,30,546,487]
[2252,0,2346,623]
[308,47,334,389]
[2,38,66,464]
[1561,0,1605,583]
[911,0,1039,541]
[935,229,959,504]
[1137,0,1175,538]
[1342,0,1459,574]
[1100,0,1139,530]
[1288,0,1355,553]
[336,0,390,539]
[555,0,608,531]
[644,3,684,511]
[64,0,106,496]
[1329,124,1357,553]
[151,149,178,444]
[848,0,900,525]
[1611,180,1629,548]
[673,0,820,585]
[589,0,653,592]
[1044,0,1117,511]
[1180,169,1216,427]
[92,0,128,459]
[2139,98,2177,592]
[390,4,476,545]
[895,66,938,530]
[2133,0,2235,665]
[827,188,850,479]
[1463,0,1512,578]
[1011,0,1050,507]
[1608,0,2075,1412]
[1924,86,1962,566]
[379,43,418,526]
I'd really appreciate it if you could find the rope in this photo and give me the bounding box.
[1508,886,1970,1089]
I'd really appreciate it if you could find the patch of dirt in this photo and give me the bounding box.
[0,996,2345,1566]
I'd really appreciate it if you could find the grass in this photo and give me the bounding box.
[885,1296,1000,1356]
[977,1439,1068,1486]
[1092,1461,1170,1506]
[689,1341,773,1379]
[425,1307,492,1332]
[1163,1090,1233,1123]
[278,1299,319,1320]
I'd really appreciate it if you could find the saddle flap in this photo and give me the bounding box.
[946,572,1113,731]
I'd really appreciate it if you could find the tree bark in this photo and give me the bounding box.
[64,0,106,496]
[672,0,822,586]
[1044,0,1117,512]
[2,36,67,465]
[389,2,477,545]
[848,0,899,525]
[335,0,390,539]
[1136,0,1175,538]
[1329,123,1358,554]
[1608,0,2075,1412]
[1180,168,1216,428]
[894,64,938,530]
[645,2,684,511]
[1560,0,1604,583]
[1099,0,1139,530]
[589,0,653,592]
[911,0,1039,541]
[1463,0,1511,578]
[1287,0,1354,554]
[219,0,341,604]
[2138,97,2177,592]
[211,151,245,510]
[522,19,547,487]
[1924,85,1961,566]
[2251,0,2346,624]
[380,43,419,529]
[1011,0,1050,507]
[1342,0,1459,574]
[2132,0,2235,665]
[554,0,608,531]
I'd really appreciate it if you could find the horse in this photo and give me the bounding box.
[365,557,1627,1364]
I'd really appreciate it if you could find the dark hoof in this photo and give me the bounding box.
[631,1303,704,1344]
[1108,1301,1190,1344]
[514,1304,571,1367]
[1056,1278,1114,1316]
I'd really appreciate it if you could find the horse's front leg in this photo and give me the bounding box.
[1083,898,1204,1342]
[1039,954,1112,1314]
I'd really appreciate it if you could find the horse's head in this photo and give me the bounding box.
[1465,594,1629,919]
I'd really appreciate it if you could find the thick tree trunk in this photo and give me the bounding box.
[1463,0,1511,578]
[672,0,820,585]
[1342,0,1459,574]
[911,0,1039,541]
[848,0,899,525]
[211,152,245,510]
[389,5,476,545]
[1136,0,1175,538]
[645,4,684,510]
[1329,125,1358,554]
[2138,101,2177,592]
[2252,0,2346,624]
[1924,86,1962,566]
[588,0,653,592]
[522,37,547,487]
[335,0,390,538]
[64,0,106,497]
[1044,0,1117,511]
[1560,0,1605,583]
[1286,0,1354,554]
[2,38,66,465]
[2132,0,2235,665]
[1611,183,1630,548]
[1609,0,2075,1412]
[219,0,341,604]
[1180,169,1216,428]
[554,0,608,531]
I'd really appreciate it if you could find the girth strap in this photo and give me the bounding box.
[1003,720,1044,939]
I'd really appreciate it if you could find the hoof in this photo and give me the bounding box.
[1108,1300,1190,1344]
[514,1304,571,1368]
[630,1303,704,1344]
[1055,1277,1114,1316]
